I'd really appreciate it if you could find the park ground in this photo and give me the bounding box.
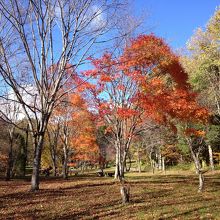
[0,171,220,220]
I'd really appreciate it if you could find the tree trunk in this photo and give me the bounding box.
[194,156,204,192]
[158,151,162,170]
[114,146,120,179]
[151,160,155,174]
[120,180,130,204]
[208,145,214,171]
[119,155,130,204]
[5,131,14,181]
[118,160,125,179]
[187,138,205,192]
[162,157,165,173]
[50,144,57,177]
[62,145,68,179]
[22,127,29,177]
[125,153,131,172]
[114,144,125,179]
[52,156,57,177]
[31,134,44,191]
[137,149,141,173]
[114,143,130,204]
[198,170,204,192]
[5,144,13,181]
[48,125,59,177]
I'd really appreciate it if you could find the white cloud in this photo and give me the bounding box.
[0,85,39,121]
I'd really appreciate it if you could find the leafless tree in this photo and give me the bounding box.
[0,0,132,190]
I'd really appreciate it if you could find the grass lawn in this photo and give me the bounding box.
[0,171,220,219]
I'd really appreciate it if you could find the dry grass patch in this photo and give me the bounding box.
[0,172,220,219]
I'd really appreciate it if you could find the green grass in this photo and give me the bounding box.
[0,171,220,219]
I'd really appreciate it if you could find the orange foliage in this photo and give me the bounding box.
[84,34,209,139]
[121,34,189,88]
[117,108,138,119]
[185,128,206,137]
[69,95,99,162]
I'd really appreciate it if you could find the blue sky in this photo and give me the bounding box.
[134,0,219,49]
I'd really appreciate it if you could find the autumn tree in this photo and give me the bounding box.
[0,0,132,190]
[84,34,208,202]
[86,53,142,180]
[85,52,147,203]
[139,80,208,191]
[123,35,209,192]
[70,94,99,170]
[182,7,220,117]
[182,7,220,171]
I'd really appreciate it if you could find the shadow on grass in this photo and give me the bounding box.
[1,172,220,219]
[165,203,219,220]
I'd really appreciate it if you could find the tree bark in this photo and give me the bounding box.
[5,130,14,181]
[158,151,162,170]
[151,160,155,174]
[198,170,204,192]
[162,157,165,173]
[187,138,205,192]
[114,145,120,179]
[50,140,57,177]
[21,126,29,177]
[62,144,68,179]
[137,148,141,173]
[120,180,130,204]
[125,153,131,172]
[208,145,214,171]
[5,144,13,181]
[48,125,60,177]
[114,142,130,203]
[194,158,204,192]
[52,155,57,177]
[31,133,44,191]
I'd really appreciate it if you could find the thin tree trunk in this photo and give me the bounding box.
[198,170,204,192]
[48,125,60,177]
[137,148,141,173]
[125,153,131,172]
[31,134,44,191]
[118,160,124,179]
[22,126,29,177]
[162,157,165,173]
[208,145,214,171]
[119,151,127,179]
[187,138,205,192]
[158,151,162,170]
[151,160,155,174]
[5,143,13,181]
[5,130,14,181]
[62,144,68,179]
[50,142,57,177]
[51,145,57,176]
[52,155,57,177]
[195,156,204,192]
[119,152,129,203]
[114,146,120,179]
[120,179,130,204]
[194,157,204,192]
[114,142,130,204]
